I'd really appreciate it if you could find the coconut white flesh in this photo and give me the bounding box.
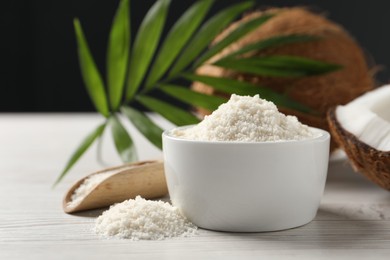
[347,84,390,110]
[335,85,390,152]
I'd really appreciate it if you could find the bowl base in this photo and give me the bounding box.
[194,215,316,233]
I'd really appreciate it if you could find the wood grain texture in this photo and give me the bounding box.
[0,114,389,260]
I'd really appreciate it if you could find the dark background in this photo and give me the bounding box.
[2,0,390,112]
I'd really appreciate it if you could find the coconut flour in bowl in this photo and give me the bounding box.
[163,94,330,232]
[173,94,318,142]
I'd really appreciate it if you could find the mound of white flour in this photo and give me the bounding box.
[173,94,316,142]
[94,196,196,240]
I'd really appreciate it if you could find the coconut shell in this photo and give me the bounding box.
[327,108,390,190]
[192,8,374,149]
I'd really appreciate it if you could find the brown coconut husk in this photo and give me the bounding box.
[327,108,390,190]
[192,7,374,150]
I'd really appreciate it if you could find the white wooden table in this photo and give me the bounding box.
[0,114,389,260]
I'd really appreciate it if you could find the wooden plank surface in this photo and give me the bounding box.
[0,114,389,260]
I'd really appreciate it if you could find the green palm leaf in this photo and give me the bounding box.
[145,0,214,89]
[137,95,199,125]
[254,55,342,73]
[214,56,341,77]
[193,14,274,68]
[126,0,170,101]
[110,116,137,162]
[122,106,164,149]
[219,34,319,61]
[121,106,163,149]
[182,73,313,113]
[160,84,226,111]
[183,73,260,95]
[54,122,107,186]
[107,0,130,111]
[74,19,109,117]
[169,1,254,77]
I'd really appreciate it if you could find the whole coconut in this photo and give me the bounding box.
[193,7,374,149]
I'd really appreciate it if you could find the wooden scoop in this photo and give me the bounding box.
[63,160,168,213]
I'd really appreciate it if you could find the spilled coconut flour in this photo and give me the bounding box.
[93,196,197,240]
[173,94,318,141]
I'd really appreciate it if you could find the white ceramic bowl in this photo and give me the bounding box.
[162,126,330,232]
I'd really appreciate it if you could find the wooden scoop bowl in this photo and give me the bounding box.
[63,160,168,213]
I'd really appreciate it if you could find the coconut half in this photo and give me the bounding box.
[327,85,390,190]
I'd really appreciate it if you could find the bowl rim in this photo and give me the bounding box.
[163,125,330,145]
